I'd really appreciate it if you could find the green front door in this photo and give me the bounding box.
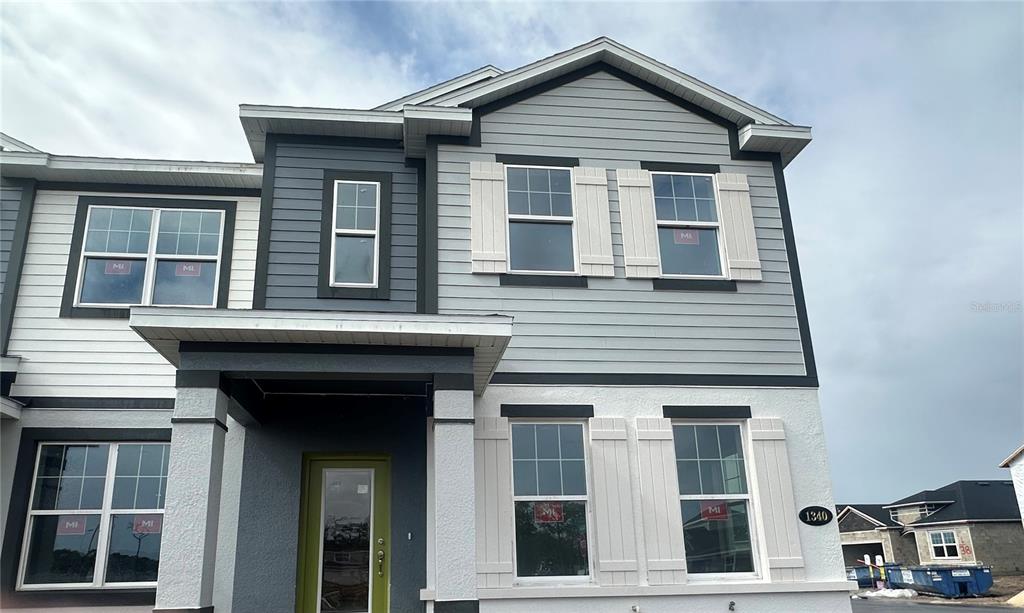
[297,456,390,613]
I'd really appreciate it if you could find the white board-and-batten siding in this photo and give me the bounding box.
[7,190,259,398]
[435,70,806,376]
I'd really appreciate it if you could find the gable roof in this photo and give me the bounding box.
[838,504,899,527]
[373,64,504,111]
[0,132,42,153]
[886,480,1020,526]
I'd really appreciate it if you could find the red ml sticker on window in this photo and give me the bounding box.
[104,261,133,275]
[132,514,163,534]
[175,262,202,277]
[56,515,88,536]
[700,501,730,522]
[673,229,700,245]
[534,502,564,523]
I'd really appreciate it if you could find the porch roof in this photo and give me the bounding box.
[129,307,513,395]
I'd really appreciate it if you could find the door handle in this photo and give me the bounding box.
[376,538,385,577]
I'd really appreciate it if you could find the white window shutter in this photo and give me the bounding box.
[470,161,508,273]
[749,418,805,581]
[589,417,639,585]
[716,173,763,281]
[474,416,514,587]
[572,168,614,277]
[615,169,660,278]
[635,417,687,584]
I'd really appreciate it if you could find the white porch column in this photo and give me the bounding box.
[154,381,228,613]
[432,378,477,605]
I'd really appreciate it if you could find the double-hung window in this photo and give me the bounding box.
[19,442,169,589]
[652,173,725,277]
[506,166,576,273]
[75,203,226,308]
[929,530,959,559]
[330,180,380,287]
[673,423,756,575]
[510,422,590,579]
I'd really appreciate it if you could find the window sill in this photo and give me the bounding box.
[499,274,588,288]
[652,278,737,292]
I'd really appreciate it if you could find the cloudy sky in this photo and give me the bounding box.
[2,2,1021,502]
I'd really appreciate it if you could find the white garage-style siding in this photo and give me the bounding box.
[436,70,805,376]
[7,189,260,399]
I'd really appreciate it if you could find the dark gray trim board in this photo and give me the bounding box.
[252,133,278,309]
[501,404,595,418]
[641,161,721,174]
[58,196,237,319]
[170,416,229,432]
[179,341,473,357]
[318,170,393,300]
[663,405,752,419]
[490,373,818,387]
[35,181,259,198]
[652,279,737,292]
[409,157,428,313]
[424,137,442,313]
[433,600,479,613]
[15,397,175,410]
[1,428,170,608]
[433,372,474,391]
[152,607,214,613]
[494,154,580,168]
[0,178,36,355]
[499,274,588,288]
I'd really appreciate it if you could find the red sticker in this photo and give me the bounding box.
[673,229,699,245]
[175,262,202,277]
[104,261,133,275]
[700,501,730,522]
[132,514,163,534]
[534,502,564,523]
[56,515,88,536]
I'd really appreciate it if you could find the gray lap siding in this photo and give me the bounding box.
[265,142,418,311]
[436,70,807,376]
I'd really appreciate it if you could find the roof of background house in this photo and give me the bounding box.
[838,504,900,527]
[887,480,1020,526]
[1000,443,1024,468]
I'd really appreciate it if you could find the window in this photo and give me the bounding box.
[652,173,724,277]
[330,180,380,287]
[19,442,169,589]
[506,166,576,273]
[673,424,755,574]
[75,204,226,308]
[929,531,959,559]
[511,423,590,579]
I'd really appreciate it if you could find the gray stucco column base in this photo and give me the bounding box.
[154,386,228,613]
[432,388,477,602]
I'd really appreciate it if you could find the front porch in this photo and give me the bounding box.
[129,308,513,613]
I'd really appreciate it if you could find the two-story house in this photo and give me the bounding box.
[0,38,853,613]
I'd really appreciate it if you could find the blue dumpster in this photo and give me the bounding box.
[846,566,877,588]
[885,564,993,598]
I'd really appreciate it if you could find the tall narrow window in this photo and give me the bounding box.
[511,423,590,579]
[673,424,756,574]
[506,166,576,273]
[330,180,380,287]
[19,442,169,589]
[75,204,226,308]
[652,173,724,277]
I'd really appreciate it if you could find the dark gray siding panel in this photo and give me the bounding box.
[264,143,417,311]
[0,180,23,299]
[436,70,807,376]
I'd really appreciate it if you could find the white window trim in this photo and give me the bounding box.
[928,530,960,560]
[17,442,168,591]
[504,165,580,276]
[651,172,729,280]
[74,205,225,309]
[329,179,382,288]
[671,420,762,581]
[508,419,595,585]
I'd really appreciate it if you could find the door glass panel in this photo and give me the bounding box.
[320,469,372,613]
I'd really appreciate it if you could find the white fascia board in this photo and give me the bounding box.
[428,37,790,128]
[1000,444,1024,468]
[239,104,404,124]
[0,396,23,420]
[0,132,43,153]
[403,105,474,122]
[0,152,262,187]
[374,65,504,111]
[739,124,813,167]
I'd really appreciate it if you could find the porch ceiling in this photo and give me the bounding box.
[129,308,513,395]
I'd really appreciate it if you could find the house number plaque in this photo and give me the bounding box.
[798,506,834,526]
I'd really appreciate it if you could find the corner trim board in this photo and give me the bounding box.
[252,133,278,309]
[0,178,36,355]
